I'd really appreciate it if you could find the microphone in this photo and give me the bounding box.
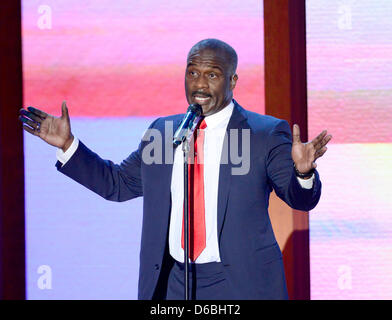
[173,104,203,146]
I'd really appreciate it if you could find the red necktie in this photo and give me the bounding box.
[182,119,207,261]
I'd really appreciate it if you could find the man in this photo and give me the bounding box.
[19,39,331,299]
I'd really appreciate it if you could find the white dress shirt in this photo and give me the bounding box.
[169,101,235,263]
[57,101,314,264]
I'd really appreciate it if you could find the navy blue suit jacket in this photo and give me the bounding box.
[57,100,321,299]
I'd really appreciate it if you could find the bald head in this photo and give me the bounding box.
[187,39,238,74]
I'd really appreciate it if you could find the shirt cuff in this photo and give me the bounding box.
[296,174,315,189]
[56,136,79,166]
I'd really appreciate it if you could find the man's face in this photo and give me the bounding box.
[185,48,238,116]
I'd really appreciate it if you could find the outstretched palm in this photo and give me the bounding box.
[291,124,332,174]
[19,101,74,151]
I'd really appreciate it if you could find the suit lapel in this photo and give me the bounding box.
[217,100,249,241]
[160,115,183,226]
[167,116,184,165]
[164,115,183,187]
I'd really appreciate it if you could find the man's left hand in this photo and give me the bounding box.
[291,124,332,177]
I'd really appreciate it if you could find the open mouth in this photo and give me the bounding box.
[193,93,212,104]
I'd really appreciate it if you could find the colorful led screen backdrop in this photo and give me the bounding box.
[24,0,391,300]
[307,0,392,299]
[22,0,264,299]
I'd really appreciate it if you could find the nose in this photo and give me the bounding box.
[194,74,209,90]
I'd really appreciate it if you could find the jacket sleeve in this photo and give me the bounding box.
[265,119,322,211]
[55,118,161,202]
[56,140,143,202]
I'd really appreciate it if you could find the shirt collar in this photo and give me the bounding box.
[203,100,234,130]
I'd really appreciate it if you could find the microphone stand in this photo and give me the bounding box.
[181,114,202,300]
[182,135,190,300]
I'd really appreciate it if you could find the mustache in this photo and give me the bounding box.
[192,91,211,98]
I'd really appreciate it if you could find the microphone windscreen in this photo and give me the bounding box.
[187,103,203,116]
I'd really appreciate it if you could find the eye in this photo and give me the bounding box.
[188,70,198,78]
[208,73,217,79]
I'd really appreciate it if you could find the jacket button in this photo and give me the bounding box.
[154,264,160,270]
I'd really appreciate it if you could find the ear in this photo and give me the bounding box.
[230,74,238,90]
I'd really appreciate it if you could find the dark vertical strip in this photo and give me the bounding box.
[264,0,310,299]
[0,0,26,299]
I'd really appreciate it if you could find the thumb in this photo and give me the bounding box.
[61,100,69,120]
[292,124,301,143]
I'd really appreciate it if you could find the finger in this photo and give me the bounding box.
[61,101,69,120]
[314,147,328,160]
[314,134,332,152]
[22,124,39,136]
[312,130,327,145]
[19,115,39,130]
[311,130,328,149]
[318,134,332,149]
[292,124,301,143]
[20,109,42,123]
[27,106,48,120]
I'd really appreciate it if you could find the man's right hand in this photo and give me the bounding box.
[19,101,74,152]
